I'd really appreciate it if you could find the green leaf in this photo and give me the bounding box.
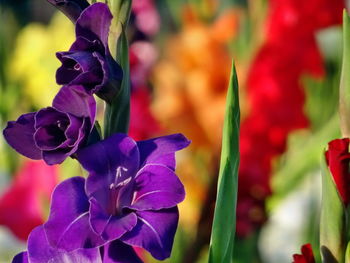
[208,62,240,263]
[104,26,130,137]
[345,242,350,263]
[320,158,345,263]
[339,10,350,137]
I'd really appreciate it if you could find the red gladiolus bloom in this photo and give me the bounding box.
[292,244,315,263]
[325,138,350,205]
[237,0,343,237]
[0,160,58,240]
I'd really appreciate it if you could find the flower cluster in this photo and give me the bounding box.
[4,1,190,262]
[237,0,344,236]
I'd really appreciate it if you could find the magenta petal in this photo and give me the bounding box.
[44,177,104,251]
[3,112,42,160]
[53,85,96,123]
[12,252,28,263]
[103,240,143,263]
[120,207,179,260]
[137,133,190,170]
[127,164,185,211]
[27,226,102,263]
[76,3,113,46]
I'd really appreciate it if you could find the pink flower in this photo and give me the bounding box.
[0,160,58,240]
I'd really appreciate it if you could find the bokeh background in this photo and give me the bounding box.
[0,0,347,262]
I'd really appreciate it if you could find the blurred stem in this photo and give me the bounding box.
[183,157,219,263]
[233,231,263,263]
[270,114,340,205]
[339,10,350,137]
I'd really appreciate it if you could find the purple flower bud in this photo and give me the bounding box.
[46,0,89,22]
[56,3,123,103]
[3,85,96,165]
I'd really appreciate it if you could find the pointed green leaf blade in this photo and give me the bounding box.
[320,157,345,263]
[208,62,240,263]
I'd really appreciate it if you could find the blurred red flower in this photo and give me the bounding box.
[238,0,343,237]
[129,41,161,141]
[0,160,58,240]
[130,87,161,141]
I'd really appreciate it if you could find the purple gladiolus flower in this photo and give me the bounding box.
[12,225,102,263]
[42,133,189,260]
[46,0,89,22]
[56,3,123,103]
[12,226,143,263]
[3,85,96,165]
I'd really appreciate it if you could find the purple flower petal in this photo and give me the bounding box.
[69,36,103,53]
[34,108,69,151]
[44,177,104,251]
[137,133,190,170]
[27,225,102,263]
[56,51,103,86]
[12,252,28,263]
[3,113,42,160]
[120,207,179,260]
[89,197,137,241]
[75,3,112,46]
[94,51,123,101]
[65,113,84,146]
[53,85,96,123]
[126,164,185,211]
[102,240,143,263]
[101,213,138,241]
[77,133,140,196]
[42,149,70,165]
[46,0,89,22]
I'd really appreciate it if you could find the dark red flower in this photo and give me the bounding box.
[292,244,315,263]
[325,138,350,205]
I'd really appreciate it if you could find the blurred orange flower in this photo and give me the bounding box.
[152,8,240,150]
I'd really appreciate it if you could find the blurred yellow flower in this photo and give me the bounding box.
[9,12,74,108]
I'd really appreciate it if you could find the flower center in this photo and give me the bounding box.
[108,166,132,215]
